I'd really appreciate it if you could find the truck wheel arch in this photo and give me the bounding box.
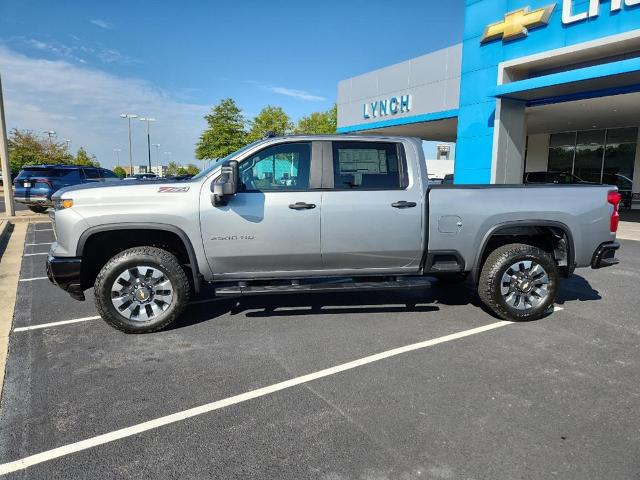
[472,220,575,283]
[77,223,201,293]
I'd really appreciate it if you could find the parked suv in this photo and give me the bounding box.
[14,165,120,213]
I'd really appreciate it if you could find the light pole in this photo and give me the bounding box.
[152,143,161,176]
[0,74,15,216]
[43,130,56,144]
[139,117,156,173]
[63,139,71,149]
[113,148,121,167]
[120,113,137,174]
[163,151,171,174]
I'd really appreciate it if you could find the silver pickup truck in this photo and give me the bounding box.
[47,135,622,333]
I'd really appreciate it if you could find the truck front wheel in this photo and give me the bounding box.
[478,243,558,322]
[94,246,191,333]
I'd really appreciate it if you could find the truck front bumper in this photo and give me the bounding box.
[591,241,620,269]
[46,255,85,301]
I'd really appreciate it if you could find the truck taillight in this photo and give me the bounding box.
[608,190,621,233]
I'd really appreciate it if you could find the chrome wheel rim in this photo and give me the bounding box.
[500,260,550,310]
[111,266,174,321]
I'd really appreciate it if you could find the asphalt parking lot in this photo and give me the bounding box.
[0,222,639,479]
[0,197,27,214]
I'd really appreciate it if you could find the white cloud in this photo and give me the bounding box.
[0,45,209,168]
[90,19,112,29]
[267,86,325,102]
[246,81,325,102]
[11,37,137,65]
[96,48,138,64]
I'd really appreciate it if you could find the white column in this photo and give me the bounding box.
[632,127,640,209]
[525,134,551,172]
[491,98,527,184]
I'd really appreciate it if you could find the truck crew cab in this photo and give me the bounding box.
[47,135,621,333]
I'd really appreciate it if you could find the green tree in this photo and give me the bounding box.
[176,167,188,176]
[7,129,73,172]
[74,147,100,167]
[165,161,179,177]
[195,98,247,161]
[295,104,337,134]
[112,166,127,178]
[185,164,200,176]
[247,105,293,142]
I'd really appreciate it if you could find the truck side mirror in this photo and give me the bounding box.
[211,160,239,206]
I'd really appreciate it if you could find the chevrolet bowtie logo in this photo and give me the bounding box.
[481,4,556,43]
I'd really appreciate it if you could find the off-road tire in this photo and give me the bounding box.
[94,246,190,333]
[478,243,558,321]
[28,205,48,214]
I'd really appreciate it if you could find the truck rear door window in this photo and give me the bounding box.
[332,142,406,190]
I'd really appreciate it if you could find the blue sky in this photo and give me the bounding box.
[0,0,463,168]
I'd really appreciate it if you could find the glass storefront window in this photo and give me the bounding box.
[574,130,605,183]
[548,131,576,173]
[603,129,637,192]
[548,127,638,190]
[548,146,575,173]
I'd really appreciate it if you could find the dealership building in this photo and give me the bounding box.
[337,0,640,207]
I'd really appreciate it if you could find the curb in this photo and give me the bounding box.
[0,219,9,246]
[0,214,50,224]
[0,222,28,404]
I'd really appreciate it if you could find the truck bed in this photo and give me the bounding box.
[427,184,616,272]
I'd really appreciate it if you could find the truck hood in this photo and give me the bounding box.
[52,179,195,200]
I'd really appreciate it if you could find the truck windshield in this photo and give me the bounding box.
[191,141,262,180]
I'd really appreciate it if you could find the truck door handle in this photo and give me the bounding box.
[391,201,417,209]
[289,202,316,210]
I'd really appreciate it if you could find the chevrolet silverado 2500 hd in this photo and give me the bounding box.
[46,135,621,333]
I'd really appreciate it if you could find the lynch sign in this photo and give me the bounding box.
[363,95,411,119]
[562,0,640,24]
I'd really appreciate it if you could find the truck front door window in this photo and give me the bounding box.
[239,142,311,192]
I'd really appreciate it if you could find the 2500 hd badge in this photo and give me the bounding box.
[211,235,255,241]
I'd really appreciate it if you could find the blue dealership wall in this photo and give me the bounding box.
[455,0,640,184]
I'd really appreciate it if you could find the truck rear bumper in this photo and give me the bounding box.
[14,197,53,206]
[46,255,85,300]
[591,241,620,269]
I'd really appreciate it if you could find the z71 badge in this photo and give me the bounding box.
[158,186,190,193]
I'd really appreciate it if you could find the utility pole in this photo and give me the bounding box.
[120,113,137,175]
[140,117,156,173]
[0,74,14,216]
[152,143,161,177]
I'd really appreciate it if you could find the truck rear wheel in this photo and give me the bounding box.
[94,246,190,333]
[478,243,558,322]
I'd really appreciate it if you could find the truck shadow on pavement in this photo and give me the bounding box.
[169,280,481,330]
[168,274,602,331]
[556,274,602,304]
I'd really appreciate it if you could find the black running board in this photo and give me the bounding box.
[215,278,431,297]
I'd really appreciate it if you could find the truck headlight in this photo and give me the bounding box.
[54,198,74,210]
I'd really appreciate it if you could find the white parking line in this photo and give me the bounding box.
[23,252,48,257]
[33,228,53,232]
[19,277,48,282]
[0,320,511,474]
[25,242,52,246]
[13,316,101,332]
